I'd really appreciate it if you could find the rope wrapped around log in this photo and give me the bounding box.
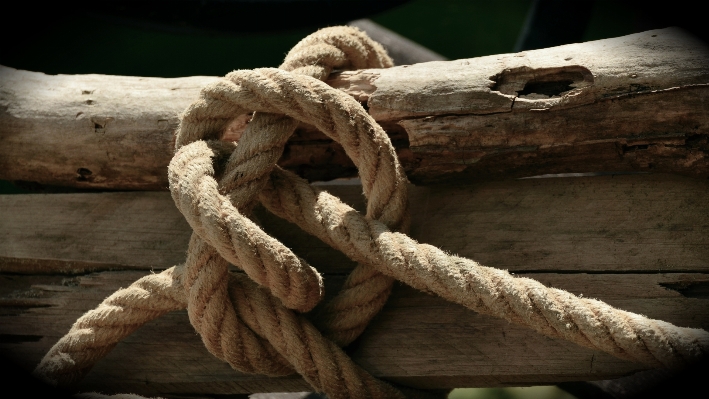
[33,26,709,399]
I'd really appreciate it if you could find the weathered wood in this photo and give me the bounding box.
[2,26,709,395]
[0,174,707,394]
[0,69,216,190]
[1,28,707,189]
[1,269,707,395]
[1,174,707,274]
[0,191,191,274]
[398,85,709,182]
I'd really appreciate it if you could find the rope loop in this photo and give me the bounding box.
[169,25,414,398]
[34,26,709,399]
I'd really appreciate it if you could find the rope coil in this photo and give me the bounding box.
[34,26,708,399]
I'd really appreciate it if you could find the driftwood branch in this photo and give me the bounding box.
[1,27,707,190]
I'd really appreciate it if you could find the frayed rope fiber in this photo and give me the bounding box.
[34,26,709,399]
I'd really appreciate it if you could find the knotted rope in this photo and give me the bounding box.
[34,26,709,399]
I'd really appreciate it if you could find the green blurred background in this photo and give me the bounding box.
[1,0,651,77]
[0,1,698,397]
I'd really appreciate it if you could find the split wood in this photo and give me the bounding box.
[34,27,709,399]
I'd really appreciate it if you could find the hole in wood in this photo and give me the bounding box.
[76,168,92,182]
[490,66,594,99]
[518,79,575,97]
[660,281,709,299]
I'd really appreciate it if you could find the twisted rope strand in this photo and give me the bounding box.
[178,68,409,228]
[173,27,407,345]
[227,273,406,399]
[257,167,709,368]
[169,140,324,312]
[34,25,709,399]
[33,266,296,386]
[182,236,295,375]
[34,268,186,386]
[33,27,417,398]
[171,25,411,398]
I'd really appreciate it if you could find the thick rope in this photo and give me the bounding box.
[36,26,412,398]
[173,25,406,348]
[172,137,709,368]
[257,167,709,368]
[34,25,709,399]
[34,268,186,386]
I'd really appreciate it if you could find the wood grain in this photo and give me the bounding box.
[0,270,706,395]
[0,174,707,394]
[1,28,707,188]
[2,26,709,392]
[1,174,706,274]
[400,86,709,182]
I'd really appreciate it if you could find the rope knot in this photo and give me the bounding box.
[165,25,414,396]
[34,26,709,399]
[170,25,407,313]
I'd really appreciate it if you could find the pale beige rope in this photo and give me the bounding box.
[169,25,709,367]
[160,27,407,391]
[34,265,409,398]
[184,235,408,399]
[167,24,414,396]
[34,268,186,386]
[174,137,709,369]
[163,24,414,397]
[169,141,415,398]
[169,24,709,367]
[180,233,296,377]
[228,270,403,399]
[35,27,414,399]
[33,25,709,399]
[33,266,293,386]
[174,26,405,346]
[257,167,709,368]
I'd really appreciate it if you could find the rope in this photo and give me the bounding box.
[259,167,709,367]
[33,26,709,399]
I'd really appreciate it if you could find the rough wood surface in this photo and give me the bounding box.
[1,269,707,395]
[1,28,707,189]
[1,174,706,275]
[0,173,708,394]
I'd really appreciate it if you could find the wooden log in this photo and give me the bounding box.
[0,174,707,395]
[1,27,708,189]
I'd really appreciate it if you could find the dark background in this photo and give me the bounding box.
[2,0,704,78]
